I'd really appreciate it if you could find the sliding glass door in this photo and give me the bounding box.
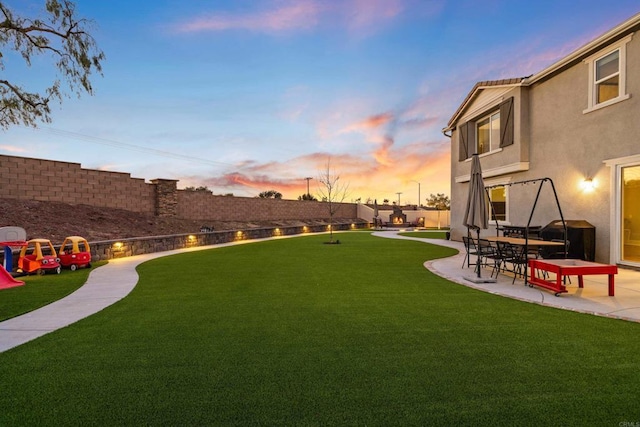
[621,164,640,265]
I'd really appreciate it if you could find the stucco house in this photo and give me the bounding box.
[443,12,640,268]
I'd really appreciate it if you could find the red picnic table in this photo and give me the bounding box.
[528,259,618,297]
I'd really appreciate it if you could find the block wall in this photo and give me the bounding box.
[0,154,359,222]
[177,191,357,222]
[0,154,155,213]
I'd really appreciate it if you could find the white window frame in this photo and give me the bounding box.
[475,110,500,155]
[484,177,511,226]
[583,34,632,114]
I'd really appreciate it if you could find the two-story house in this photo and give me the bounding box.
[444,12,640,267]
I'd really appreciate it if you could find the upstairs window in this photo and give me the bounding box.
[595,50,620,104]
[477,111,500,155]
[584,34,632,113]
[458,97,514,161]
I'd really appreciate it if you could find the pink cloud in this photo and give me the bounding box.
[185,136,451,202]
[339,0,404,34]
[173,0,413,36]
[0,145,27,153]
[175,0,322,34]
[342,112,394,133]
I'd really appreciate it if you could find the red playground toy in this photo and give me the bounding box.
[18,238,61,276]
[58,236,92,271]
[0,226,27,290]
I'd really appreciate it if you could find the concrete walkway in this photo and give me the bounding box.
[374,230,640,323]
[0,240,255,353]
[2,230,640,353]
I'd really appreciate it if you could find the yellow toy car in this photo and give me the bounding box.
[58,236,92,271]
[18,239,61,275]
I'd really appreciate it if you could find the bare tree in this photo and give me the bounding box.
[0,0,105,129]
[317,159,349,243]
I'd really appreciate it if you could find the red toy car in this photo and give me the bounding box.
[58,236,92,271]
[18,239,61,275]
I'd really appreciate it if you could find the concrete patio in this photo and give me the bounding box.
[376,230,640,323]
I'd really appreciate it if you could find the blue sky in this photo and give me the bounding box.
[2,0,639,203]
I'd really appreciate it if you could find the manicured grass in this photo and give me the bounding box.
[399,231,449,239]
[0,261,107,321]
[1,233,639,425]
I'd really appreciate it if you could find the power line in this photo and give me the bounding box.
[34,126,241,169]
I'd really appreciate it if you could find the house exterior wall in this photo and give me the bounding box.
[449,24,640,264]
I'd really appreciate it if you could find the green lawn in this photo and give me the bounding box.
[0,261,107,321]
[1,233,639,425]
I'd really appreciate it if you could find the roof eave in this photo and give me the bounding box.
[443,80,524,132]
[524,12,640,85]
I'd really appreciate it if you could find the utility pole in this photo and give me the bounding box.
[305,177,313,197]
[411,180,421,208]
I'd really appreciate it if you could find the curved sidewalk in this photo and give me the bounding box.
[3,231,640,353]
[0,240,255,353]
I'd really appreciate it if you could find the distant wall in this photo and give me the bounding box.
[177,190,356,221]
[0,154,357,222]
[357,204,451,228]
[0,154,155,213]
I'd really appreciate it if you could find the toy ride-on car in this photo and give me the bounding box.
[58,236,92,271]
[18,238,61,275]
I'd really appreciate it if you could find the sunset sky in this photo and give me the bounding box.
[2,1,639,204]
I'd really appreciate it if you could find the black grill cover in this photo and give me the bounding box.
[540,220,596,261]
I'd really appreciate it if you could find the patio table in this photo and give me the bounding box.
[485,236,563,247]
[485,236,564,283]
[528,259,618,296]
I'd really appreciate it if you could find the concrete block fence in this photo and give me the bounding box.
[0,154,155,213]
[0,154,357,222]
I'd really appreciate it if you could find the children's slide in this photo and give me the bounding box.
[0,227,27,289]
[0,266,23,289]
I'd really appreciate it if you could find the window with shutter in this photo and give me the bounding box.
[499,97,514,148]
[475,111,499,155]
[466,121,475,159]
[458,122,468,161]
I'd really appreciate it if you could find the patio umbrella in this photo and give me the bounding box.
[373,199,379,228]
[463,154,492,280]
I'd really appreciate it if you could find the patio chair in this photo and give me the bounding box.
[526,238,544,259]
[539,239,570,259]
[539,239,572,284]
[504,243,529,284]
[462,236,479,268]
[480,239,504,278]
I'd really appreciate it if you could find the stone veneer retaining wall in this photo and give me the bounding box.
[90,222,368,261]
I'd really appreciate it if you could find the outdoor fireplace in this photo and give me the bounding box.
[389,207,407,225]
